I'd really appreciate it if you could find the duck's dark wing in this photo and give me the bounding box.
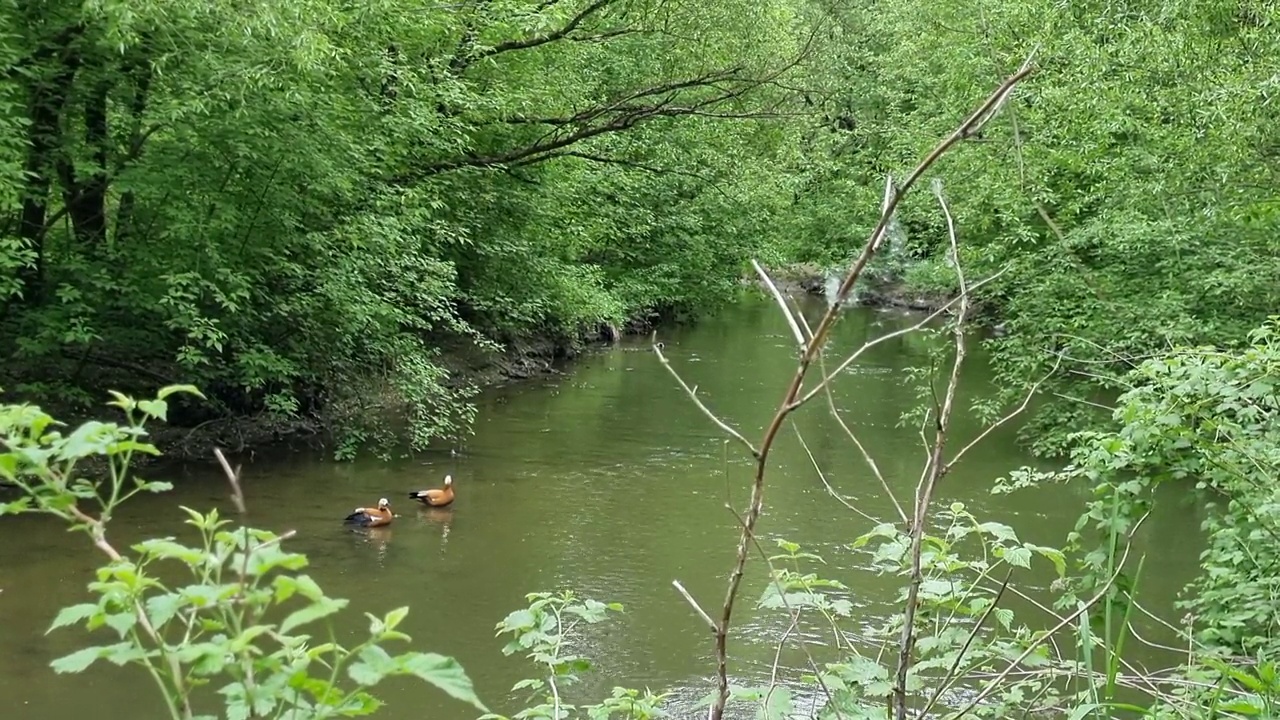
[343,509,373,525]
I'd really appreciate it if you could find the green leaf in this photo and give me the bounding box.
[104,612,137,637]
[400,652,488,711]
[157,385,205,401]
[49,643,146,674]
[133,537,204,565]
[1001,546,1033,569]
[107,440,161,456]
[145,593,185,629]
[383,606,410,632]
[47,603,99,633]
[977,521,1019,543]
[1216,699,1263,715]
[279,597,348,634]
[1066,704,1101,720]
[1,497,33,515]
[50,647,104,674]
[757,686,792,720]
[993,608,1015,630]
[58,421,116,460]
[498,608,537,633]
[136,399,168,421]
[1025,543,1067,577]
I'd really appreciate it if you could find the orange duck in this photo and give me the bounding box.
[343,498,393,527]
[408,475,455,507]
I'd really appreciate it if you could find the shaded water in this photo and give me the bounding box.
[0,295,1206,719]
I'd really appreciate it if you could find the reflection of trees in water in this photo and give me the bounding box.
[416,507,454,553]
[349,526,393,566]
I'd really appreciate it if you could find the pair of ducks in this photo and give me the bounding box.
[342,475,454,528]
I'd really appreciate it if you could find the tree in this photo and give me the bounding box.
[0,0,828,456]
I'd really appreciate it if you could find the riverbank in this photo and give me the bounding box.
[10,265,966,474]
[756,263,957,313]
[139,314,660,464]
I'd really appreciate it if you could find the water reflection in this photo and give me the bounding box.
[349,526,395,563]
[415,507,455,551]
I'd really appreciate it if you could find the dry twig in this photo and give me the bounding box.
[672,580,718,634]
[815,351,908,525]
[752,259,807,350]
[653,337,759,458]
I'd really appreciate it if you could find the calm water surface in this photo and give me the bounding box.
[0,295,1205,719]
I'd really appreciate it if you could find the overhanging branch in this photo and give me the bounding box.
[451,0,627,74]
[403,18,825,179]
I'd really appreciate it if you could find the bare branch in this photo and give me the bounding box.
[214,447,247,515]
[672,580,718,634]
[892,186,972,720]
[752,259,806,350]
[792,421,881,524]
[947,353,1062,468]
[697,57,1036,720]
[816,350,909,526]
[795,269,1007,408]
[652,336,759,458]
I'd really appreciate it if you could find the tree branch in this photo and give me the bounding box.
[408,68,754,175]
[682,56,1037,720]
[947,353,1062,469]
[413,17,828,178]
[815,350,909,526]
[652,337,759,458]
[471,0,622,64]
[752,260,806,351]
[892,183,970,720]
[672,580,718,634]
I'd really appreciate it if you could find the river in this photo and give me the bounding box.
[0,294,1206,719]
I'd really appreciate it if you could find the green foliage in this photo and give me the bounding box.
[0,385,486,718]
[781,0,1280,451]
[995,318,1280,716]
[0,0,824,457]
[1057,319,1280,657]
[489,591,667,720]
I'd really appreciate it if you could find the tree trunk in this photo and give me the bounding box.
[16,25,83,301]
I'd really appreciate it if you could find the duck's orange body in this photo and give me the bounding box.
[344,498,393,527]
[408,475,455,507]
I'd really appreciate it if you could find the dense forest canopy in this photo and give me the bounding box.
[0,0,832,452]
[2,0,1278,456]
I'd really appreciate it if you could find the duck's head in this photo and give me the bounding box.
[377,497,390,509]
[444,475,453,487]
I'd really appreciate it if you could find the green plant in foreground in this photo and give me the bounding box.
[488,591,668,720]
[0,385,487,719]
